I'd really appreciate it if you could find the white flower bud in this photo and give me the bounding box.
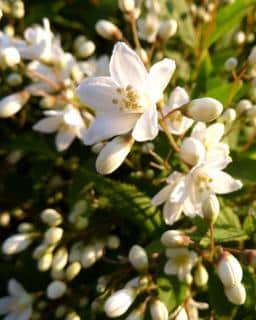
[76,41,95,58]
[6,73,23,87]
[12,0,25,18]
[18,222,34,233]
[0,92,29,118]
[183,98,223,122]
[0,47,20,68]
[128,245,148,272]
[0,212,10,227]
[224,57,238,71]
[47,280,67,300]
[65,312,81,320]
[38,252,53,271]
[41,209,63,226]
[33,243,54,259]
[222,108,236,123]
[107,235,121,250]
[81,245,97,268]
[150,300,168,320]
[118,0,135,13]
[44,227,63,245]
[216,252,243,287]
[161,230,190,247]
[202,194,220,224]
[96,135,134,175]
[237,99,252,115]
[194,263,208,287]
[157,19,178,41]
[126,308,144,320]
[248,46,256,65]
[95,20,122,40]
[180,137,205,166]
[234,31,245,45]
[184,273,193,285]
[104,288,136,318]
[52,247,68,271]
[2,234,32,255]
[224,283,246,305]
[65,262,82,281]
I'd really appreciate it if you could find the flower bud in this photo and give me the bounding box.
[224,283,246,305]
[161,230,190,247]
[2,234,32,255]
[47,280,67,300]
[248,46,256,65]
[194,263,208,287]
[52,247,68,271]
[95,20,122,40]
[65,312,81,320]
[234,31,245,45]
[0,47,20,68]
[157,19,178,41]
[149,299,168,320]
[222,108,236,123]
[107,235,121,250]
[96,135,134,175]
[0,92,29,118]
[81,245,97,268]
[38,252,53,271]
[118,0,135,13]
[128,245,148,272]
[104,288,136,318]
[237,99,252,115]
[65,262,82,281]
[216,252,243,287]
[76,41,95,58]
[18,222,34,233]
[180,137,205,166]
[224,57,238,71]
[202,194,220,224]
[182,98,223,122]
[41,209,63,226]
[126,307,144,320]
[44,227,63,245]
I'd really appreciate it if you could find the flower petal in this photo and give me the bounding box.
[132,105,158,142]
[151,185,173,206]
[0,297,13,315]
[83,113,138,145]
[209,170,243,194]
[163,201,183,225]
[33,117,61,133]
[148,59,176,103]
[8,279,26,297]
[63,106,84,127]
[109,42,147,91]
[167,86,189,110]
[206,123,225,143]
[55,129,75,151]
[4,313,17,320]
[76,76,120,113]
[17,307,32,320]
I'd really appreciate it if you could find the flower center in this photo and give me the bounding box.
[194,171,212,192]
[175,253,189,267]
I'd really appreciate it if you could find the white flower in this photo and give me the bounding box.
[0,279,33,320]
[0,92,29,118]
[162,87,193,136]
[164,248,198,281]
[137,14,159,43]
[171,299,208,320]
[157,19,178,41]
[33,105,90,151]
[77,42,175,145]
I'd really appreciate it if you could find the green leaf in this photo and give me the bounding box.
[205,0,255,48]
[227,157,256,182]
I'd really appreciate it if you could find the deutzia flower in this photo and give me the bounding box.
[33,105,91,151]
[77,42,175,172]
[171,299,208,320]
[137,14,159,43]
[0,279,33,320]
[164,248,198,281]
[162,87,193,136]
[152,158,242,224]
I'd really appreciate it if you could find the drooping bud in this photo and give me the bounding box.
[2,234,32,255]
[52,247,68,271]
[149,299,168,320]
[44,227,63,245]
[161,230,190,247]
[216,252,243,287]
[224,283,246,305]
[221,108,236,123]
[179,137,205,166]
[0,47,20,68]
[157,19,178,41]
[224,57,238,71]
[96,135,134,175]
[104,288,136,318]
[194,263,209,287]
[181,98,223,122]
[202,194,220,224]
[47,280,67,300]
[128,245,149,272]
[118,0,135,13]
[95,20,122,40]
[41,208,63,226]
[0,92,29,118]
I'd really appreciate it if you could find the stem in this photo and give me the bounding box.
[241,129,256,151]
[209,223,215,260]
[159,118,180,153]
[129,14,143,59]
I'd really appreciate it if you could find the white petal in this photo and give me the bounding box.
[83,113,138,145]
[76,76,120,113]
[151,185,173,206]
[148,59,176,103]
[169,178,188,203]
[55,129,75,151]
[63,106,84,127]
[206,123,224,143]
[167,87,189,110]
[33,117,61,133]
[164,259,178,275]
[191,122,206,140]
[17,307,32,320]
[132,105,158,142]
[209,170,242,194]
[163,201,183,225]
[0,297,13,314]
[8,279,26,297]
[167,115,194,136]
[109,42,147,91]
[96,135,134,175]
[206,143,229,163]
[4,313,17,320]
